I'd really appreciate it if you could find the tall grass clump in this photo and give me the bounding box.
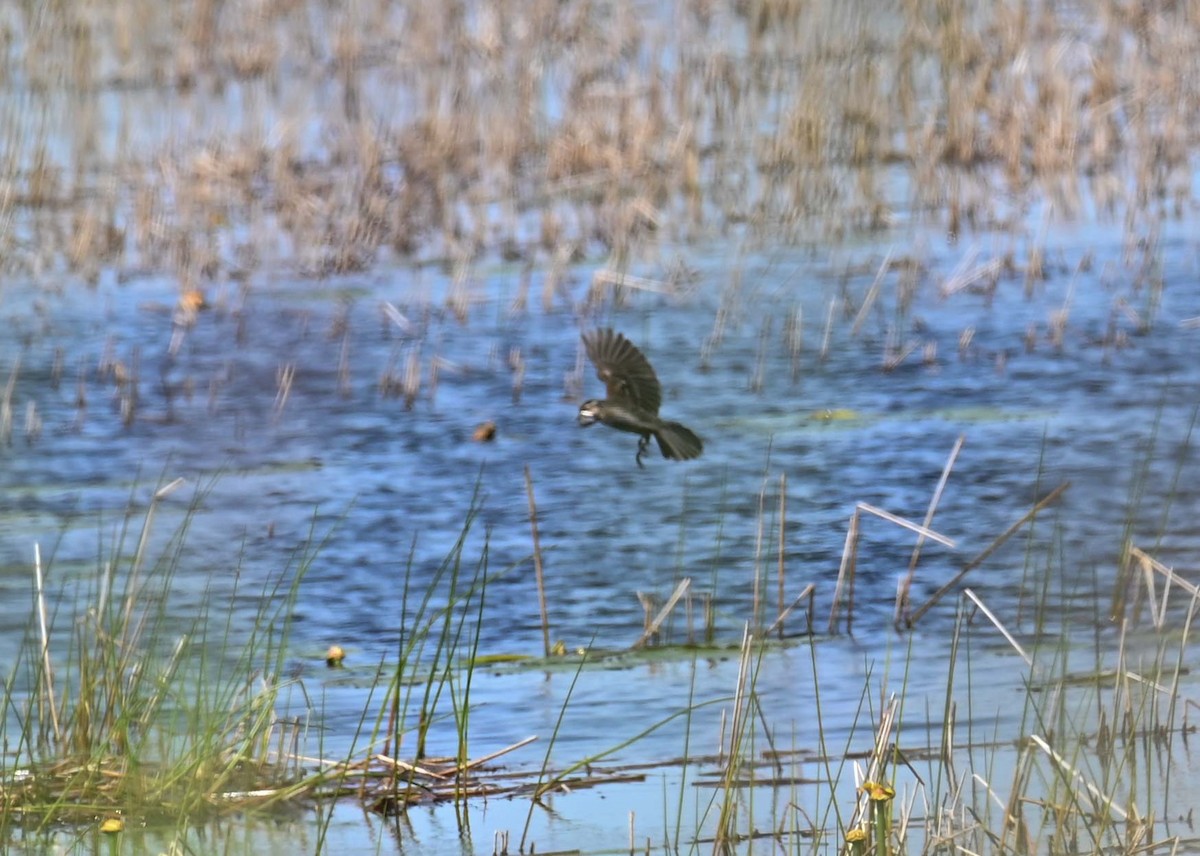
[0,474,324,837]
[0,471,625,851]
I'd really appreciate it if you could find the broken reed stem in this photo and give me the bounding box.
[908,482,1070,626]
[1133,549,1165,629]
[34,542,61,744]
[765,582,815,638]
[359,736,542,783]
[1,355,19,445]
[963,588,1031,666]
[895,435,965,627]
[820,297,836,362]
[970,771,1010,820]
[834,497,956,635]
[777,472,786,638]
[850,247,893,337]
[1130,544,1200,630]
[1028,733,1129,822]
[274,361,295,415]
[883,339,919,372]
[458,735,539,774]
[941,256,1004,298]
[828,508,860,634]
[590,269,671,294]
[632,578,691,649]
[373,752,443,781]
[857,502,956,548]
[524,465,551,659]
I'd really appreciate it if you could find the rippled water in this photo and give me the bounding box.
[3,217,1200,852]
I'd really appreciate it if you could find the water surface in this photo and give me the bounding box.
[3,215,1200,851]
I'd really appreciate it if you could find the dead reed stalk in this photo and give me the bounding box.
[828,507,860,634]
[631,578,691,649]
[33,543,60,743]
[524,465,551,658]
[777,472,787,637]
[894,435,965,627]
[907,482,1070,626]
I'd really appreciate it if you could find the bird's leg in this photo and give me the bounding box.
[636,435,650,469]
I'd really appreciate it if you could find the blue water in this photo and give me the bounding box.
[3,215,1200,852]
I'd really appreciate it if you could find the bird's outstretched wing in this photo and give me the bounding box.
[582,328,662,415]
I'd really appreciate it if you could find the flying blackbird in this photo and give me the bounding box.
[578,328,703,468]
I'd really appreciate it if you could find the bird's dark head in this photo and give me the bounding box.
[578,399,602,426]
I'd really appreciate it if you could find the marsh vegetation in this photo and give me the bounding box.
[3,0,1200,854]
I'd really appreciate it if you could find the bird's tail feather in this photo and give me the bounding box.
[654,421,703,460]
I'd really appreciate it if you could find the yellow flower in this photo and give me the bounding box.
[99,817,124,834]
[859,780,895,801]
[870,783,895,802]
[845,827,867,842]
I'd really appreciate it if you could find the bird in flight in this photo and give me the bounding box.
[578,328,703,468]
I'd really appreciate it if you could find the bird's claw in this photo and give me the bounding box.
[636,436,649,469]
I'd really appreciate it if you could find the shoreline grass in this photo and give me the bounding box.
[1,440,1198,856]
